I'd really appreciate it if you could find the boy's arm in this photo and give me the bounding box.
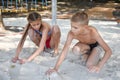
[94,30,112,69]
[54,31,73,71]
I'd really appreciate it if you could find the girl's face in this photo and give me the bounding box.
[30,19,41,30]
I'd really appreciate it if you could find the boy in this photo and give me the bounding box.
[46,11,112,74]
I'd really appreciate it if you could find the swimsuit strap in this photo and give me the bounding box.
[34,30,42,36]
[35,29,52,36]
[33,24,52,36]
[48,30,52,36]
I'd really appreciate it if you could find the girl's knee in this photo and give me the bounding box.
[29,35,37,44]
[52,26,61,39]
[52,25,60,34]
[28,33,35,42]
[28,29,39,44]
[28,29,34,37]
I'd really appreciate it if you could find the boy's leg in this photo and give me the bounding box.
[72,42,90,61]
[28,28,40,47]
[50,25,61,57]
[86,46,102,68]
[72,42,90,55]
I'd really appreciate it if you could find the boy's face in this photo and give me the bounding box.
[71,22,83,35]
[30,19,41,30]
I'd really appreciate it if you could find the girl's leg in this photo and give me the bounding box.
[28,28,41,47]
[86,46,102,68]
[50,25,61,57]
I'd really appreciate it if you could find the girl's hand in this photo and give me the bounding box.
[46,68,57,75]
[12,57,19,63]
[19,59,28,64]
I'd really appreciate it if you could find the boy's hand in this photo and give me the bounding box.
[46,68,57,75]
[88,65,101,73]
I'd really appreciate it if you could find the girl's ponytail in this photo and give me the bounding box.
[19,23,30,47]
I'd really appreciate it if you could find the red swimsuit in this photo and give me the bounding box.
[45,37,51,48]
[34,29,52,49]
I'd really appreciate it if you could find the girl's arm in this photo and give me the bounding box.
[27,23,50,62]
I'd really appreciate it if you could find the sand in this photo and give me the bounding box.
[0,18,120,80]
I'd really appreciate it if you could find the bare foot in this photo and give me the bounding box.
[52,52,59,57]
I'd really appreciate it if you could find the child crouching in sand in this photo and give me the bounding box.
[12,12,61,64]
[46,11,112,74]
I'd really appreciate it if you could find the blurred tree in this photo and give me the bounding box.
[115,0,120,3]
[0,9,5,31]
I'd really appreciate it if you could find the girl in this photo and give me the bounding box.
[12,12,61,64]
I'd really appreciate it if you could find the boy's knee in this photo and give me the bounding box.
[72,46,82,55]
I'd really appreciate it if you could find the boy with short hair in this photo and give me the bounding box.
[46,11,112,74]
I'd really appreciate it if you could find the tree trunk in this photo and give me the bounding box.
[0,9,5,32]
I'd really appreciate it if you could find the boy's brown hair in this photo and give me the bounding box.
[71,11,89,25]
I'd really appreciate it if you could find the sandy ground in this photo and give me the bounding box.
[0,18,120,80]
